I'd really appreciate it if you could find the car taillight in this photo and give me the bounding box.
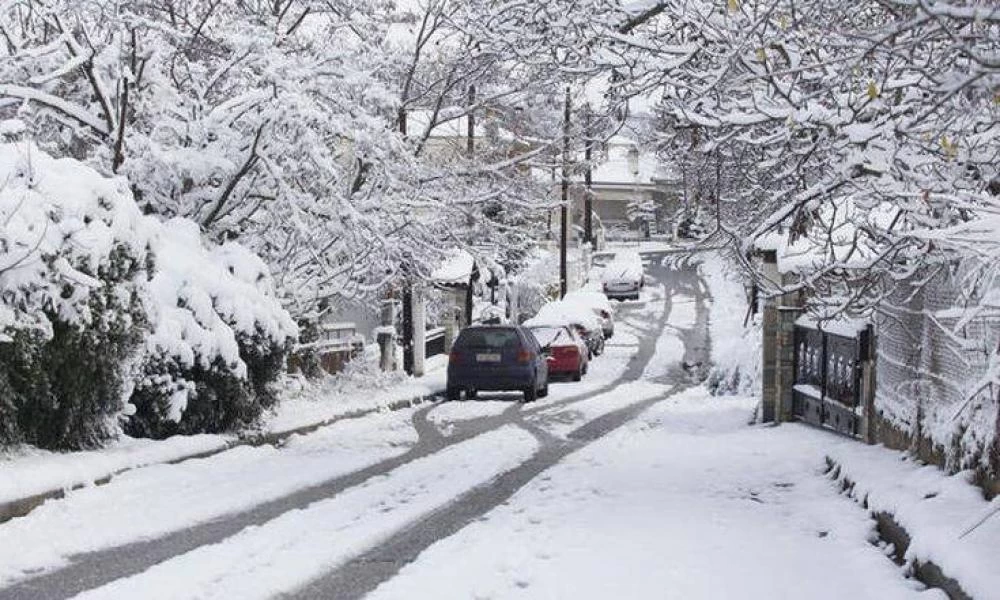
[449,351,461,364]
[516,350,533,364]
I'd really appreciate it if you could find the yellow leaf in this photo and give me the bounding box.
[779,15,789,29]
[941,135,958,158]
[756,48,767,62]
[866,80,879,100]
[728,0,740,13]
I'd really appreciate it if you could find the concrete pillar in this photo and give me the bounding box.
[378,299,397,372]
[412,287,426,377]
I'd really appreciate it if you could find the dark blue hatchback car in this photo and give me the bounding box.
[446,325,549,402]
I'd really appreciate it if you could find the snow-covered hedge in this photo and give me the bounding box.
[0,135,297,449]
[697,251,761,396]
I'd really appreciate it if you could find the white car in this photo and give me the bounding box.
[563,290,615,339]
[601,253,645,301]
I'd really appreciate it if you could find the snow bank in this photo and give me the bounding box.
[829,443,1000,600]
[0,435,230,506]
[0,359,448,528]
[0,408,421,588]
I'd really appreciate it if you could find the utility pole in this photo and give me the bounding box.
[560,86,570,299]
[399,108,414,375]
[467,84,475,158]
[583,106,594,248]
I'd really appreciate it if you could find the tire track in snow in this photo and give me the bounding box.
[288,254,710,600]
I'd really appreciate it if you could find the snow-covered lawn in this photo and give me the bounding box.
[72,426,539,600]
[0,407,421,587]
[368,387,942,600]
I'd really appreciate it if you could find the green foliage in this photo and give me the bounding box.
[124,331,289,439]
[0,246,146,450]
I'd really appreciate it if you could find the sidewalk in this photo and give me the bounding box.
[0,360,447,523]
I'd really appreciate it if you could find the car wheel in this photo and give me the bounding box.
[522,383,537,403]
[572,368,582,382]
[446,387,460,401]
[538,382,549,398]
[582,362,589,375]
[466,388,478,400]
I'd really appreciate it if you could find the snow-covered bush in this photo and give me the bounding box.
[126,221,298,438]
[698,252,761,396]
[0,136,151,449]
[0,136,296,448]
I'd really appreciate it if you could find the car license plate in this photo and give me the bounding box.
[476,353,501,363]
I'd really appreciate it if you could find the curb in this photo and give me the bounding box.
[0,391,442,525]
[825,457,974,600]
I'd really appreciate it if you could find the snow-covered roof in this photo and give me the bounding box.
[431,248,475,285]
[590,138,663,187]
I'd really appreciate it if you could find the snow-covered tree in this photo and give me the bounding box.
[0,131,296,448]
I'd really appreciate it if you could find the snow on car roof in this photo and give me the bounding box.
[563,290,614,313]
[523,300,602,330]
[600,262,643,283]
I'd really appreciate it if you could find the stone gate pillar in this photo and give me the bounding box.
[760,250,779,422]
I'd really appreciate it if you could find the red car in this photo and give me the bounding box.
[529,325,589,381]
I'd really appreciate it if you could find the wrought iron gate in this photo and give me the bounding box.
[792,324,870,438]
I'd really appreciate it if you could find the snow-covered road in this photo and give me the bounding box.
[0,253,937,600]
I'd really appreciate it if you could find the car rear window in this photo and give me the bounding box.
[456,328,520,349]
[529,326,568,348]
